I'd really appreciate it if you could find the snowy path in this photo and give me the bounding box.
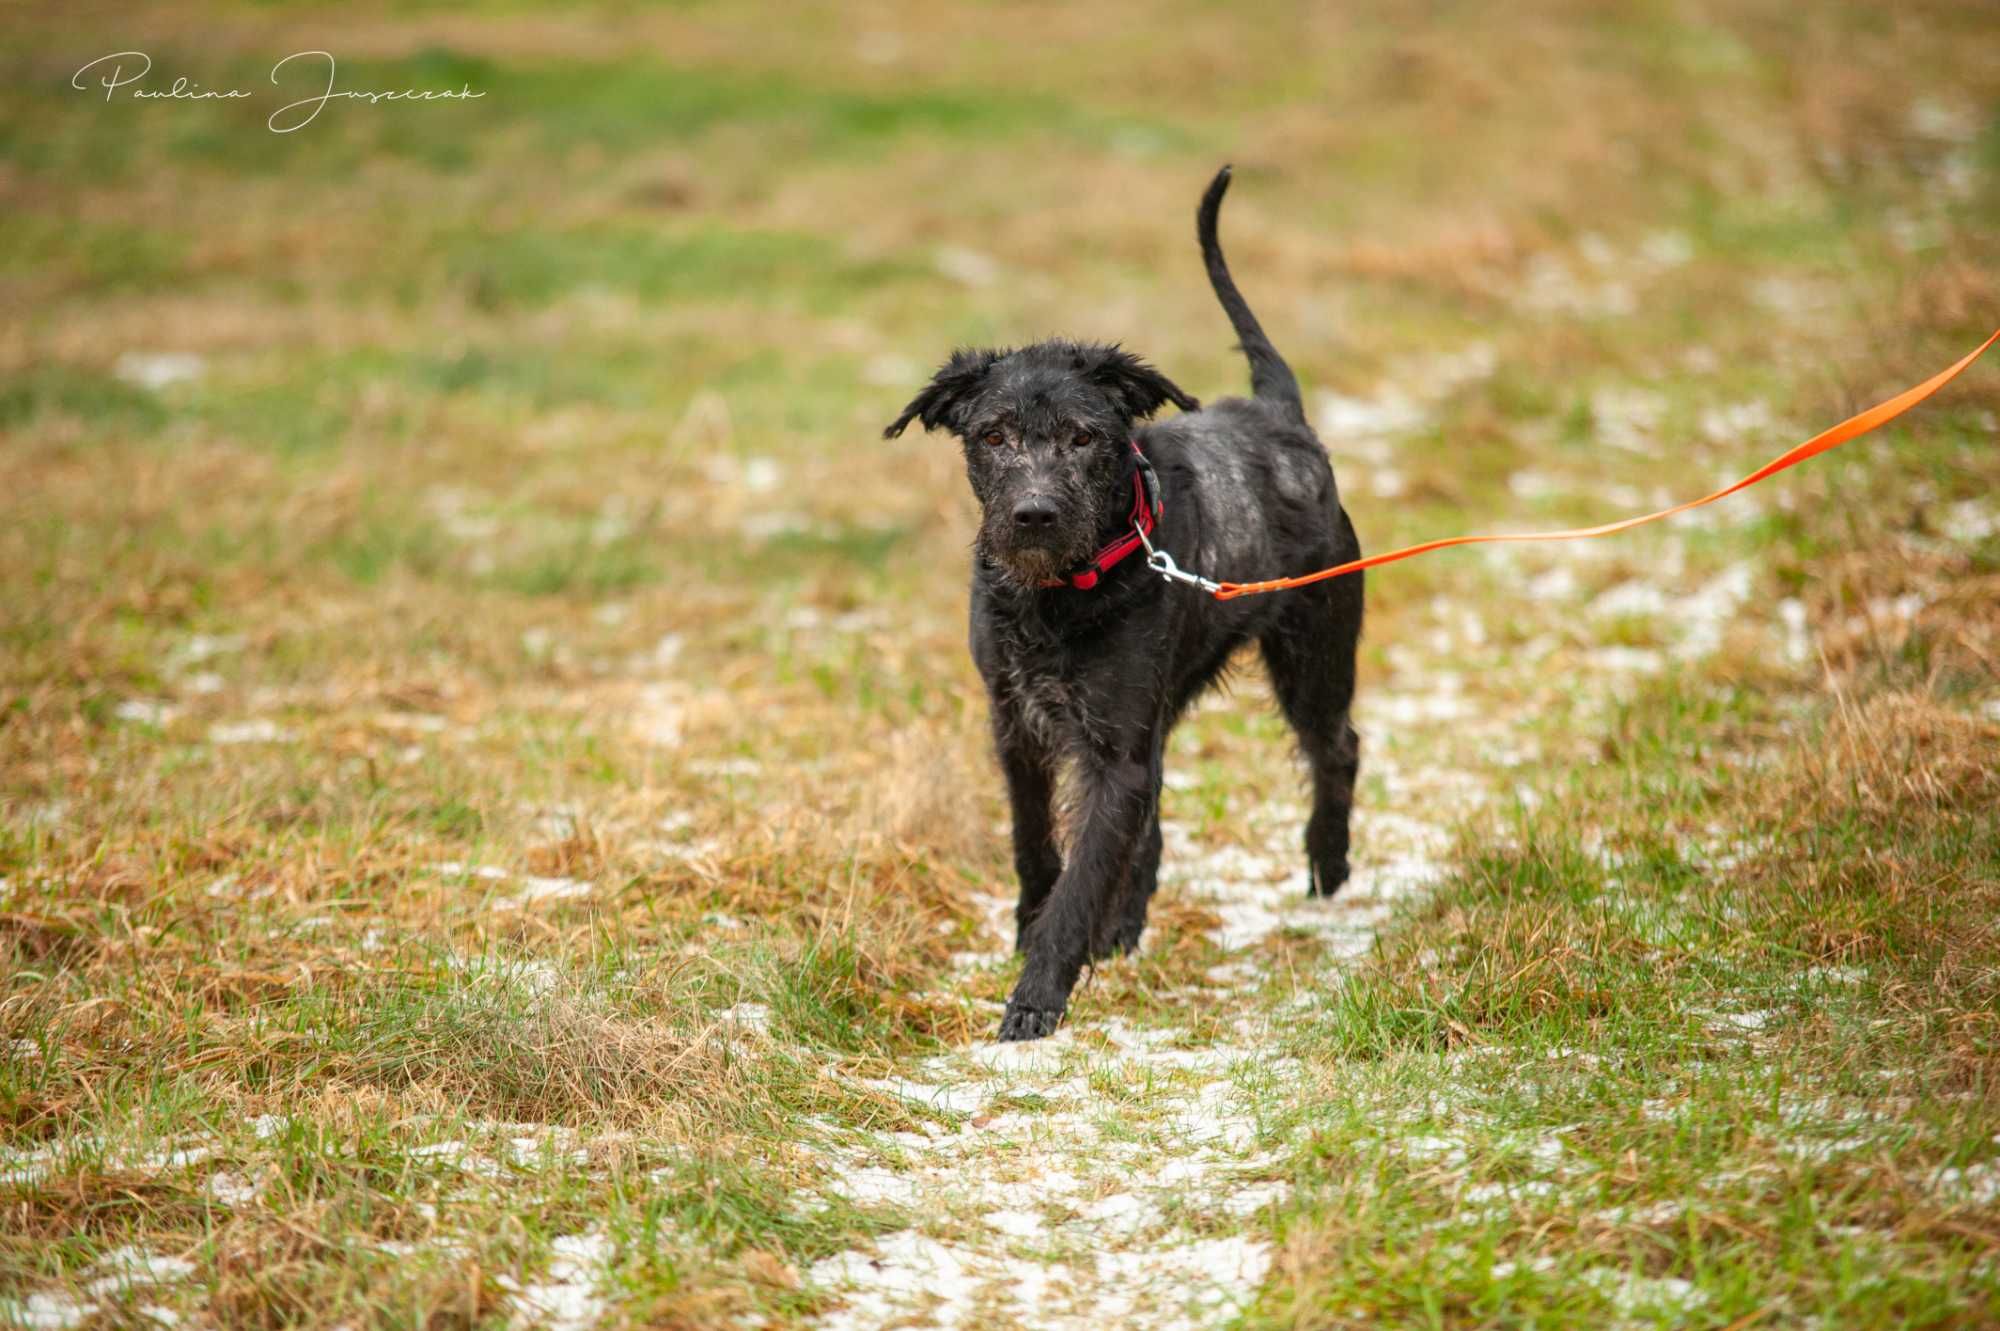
[802,723,1457,1329]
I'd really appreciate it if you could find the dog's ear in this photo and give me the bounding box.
[884,348,1003,438]
[1086,345,1199,420]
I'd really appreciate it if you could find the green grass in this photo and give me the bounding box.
[1260,680,2000,1326]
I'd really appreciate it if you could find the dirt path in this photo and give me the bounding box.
[799,655,1541,1325]
[795,503,1777,1327]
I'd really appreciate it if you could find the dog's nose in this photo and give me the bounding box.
[1012,496,1059,530]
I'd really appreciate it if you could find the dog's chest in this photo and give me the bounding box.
[996,642,1110,754]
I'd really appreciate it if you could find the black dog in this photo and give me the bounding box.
[885,167,1364,1041]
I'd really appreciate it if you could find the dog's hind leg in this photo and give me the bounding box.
[1259,579,1363,897]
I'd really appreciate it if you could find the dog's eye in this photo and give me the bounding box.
[983,430,1005,448]
[1072,430,1092,448]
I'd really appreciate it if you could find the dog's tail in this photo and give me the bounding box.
[1198,165,1305,427]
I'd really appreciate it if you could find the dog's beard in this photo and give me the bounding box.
[976,516,1087,588]
[978,534,1063,587]
[997,546,1063,585]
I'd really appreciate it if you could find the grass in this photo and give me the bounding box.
[4,0,1999,1325]
[1263,687,2000,1327]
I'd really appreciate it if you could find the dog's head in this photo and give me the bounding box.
[884,340,1196,586]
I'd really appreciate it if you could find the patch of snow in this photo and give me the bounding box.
[1463,1179,1560,1206]
[0,1143,59,1187]
[1365,692,1478,726]
[981,1207,1044,1238]
[1782,1135,1875,1163]
[1390,1133,1470,1166]
[1517,254,1636,319]
[168,633,244,669]
[1590,581,1670,619]
[435,862,510,881]
[1577,1267,1710,1316]
[1080,1190,1162,1235]
[501,876,594,907]
[1525,565,1579,600]
[1491,1255,1558,1280]
[1589,385,1666,453]
[501,1230,613,1331]
[1593,1199,1684,1228]
[1312,342,1493,460]
[1712,1008,1776,1034]
[810,1231,981,1330]
[1751,276,1832,319]
[1671,563,1755,660]
[85,1248,196,1297]
[1638,230,1695,269]
[411,1141,472,1163]
[449,954,563,996]
[1510,470,1564,501]
[632,683,688,747]
[135,1145,214,1172]
[1218,1179,1289,1216]
[0,1292,90,1329]
[1699,399,1778,445]
[505,1131,589,1170]
[1093,1234,1271,1324]
[115,699,181,727]
[1941,499,1999,545]
[1778,597,1812,665]
[1315,388,1427,451]
[1933,1157,2000,1207]
[1581,645,1666,675]
[689,757,761,779]
[205,1171,262,1206]
[207,719,294,745]
[717,1002,771,1032]
[858,1077,990,1116]
[1907,96,1980,144]
[114,352,205,390]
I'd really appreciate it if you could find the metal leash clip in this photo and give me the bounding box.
[1135,524,1222,594]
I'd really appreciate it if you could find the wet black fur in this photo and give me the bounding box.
[885,167,1364,1041]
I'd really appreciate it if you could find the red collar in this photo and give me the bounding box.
[1040,442,1163,590]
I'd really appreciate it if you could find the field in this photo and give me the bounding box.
[4,2,1999,1327]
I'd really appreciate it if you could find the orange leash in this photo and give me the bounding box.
[1203,329,2000,601]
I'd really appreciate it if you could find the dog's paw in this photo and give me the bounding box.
[996,1001,1064,1042]
[1307,858,1350,899]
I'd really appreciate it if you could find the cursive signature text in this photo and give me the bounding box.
[71,50,484,132]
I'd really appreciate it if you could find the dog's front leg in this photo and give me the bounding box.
[994,715,1061,952]
[999,744,1156,1041]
